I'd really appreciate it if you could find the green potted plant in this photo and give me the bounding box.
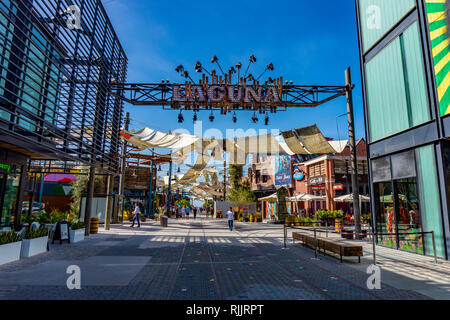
[0,230,22,265]
[255,214,262,223]
[21,226,49,258]
[294,216,301,227]
[69,220,85,243]
[333,210,344,232]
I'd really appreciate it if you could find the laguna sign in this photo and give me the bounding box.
[172,85,282,104]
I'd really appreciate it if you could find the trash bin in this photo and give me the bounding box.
[160,216,168,227]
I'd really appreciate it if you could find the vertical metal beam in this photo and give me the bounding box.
[118,112,130,220]
[346,67,361,237]
[166,161,173,215]
[84,166,95,236]
[104,174,114,231]
[148,161,154,218]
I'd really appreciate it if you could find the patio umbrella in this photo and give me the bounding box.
[258,193,279,202]
[44,173,77,183]
[334,194,371,203]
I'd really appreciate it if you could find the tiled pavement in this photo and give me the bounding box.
[0,218,446,300]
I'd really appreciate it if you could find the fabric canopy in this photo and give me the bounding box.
[281,124,342,155]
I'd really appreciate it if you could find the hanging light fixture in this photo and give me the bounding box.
[232,112,237,123]
[178,111,184,123]
[193,113,198,123]
[251,112,259,123]
[265,113,269,126]
[209,111,215,122]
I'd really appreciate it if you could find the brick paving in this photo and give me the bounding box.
[0,218,443,300]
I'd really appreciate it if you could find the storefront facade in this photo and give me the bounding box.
[355,0,450,258]
[0,0,127,229]
[292,140,369,215]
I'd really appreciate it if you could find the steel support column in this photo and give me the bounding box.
[104,174,114,231]
[148,161,154,218]
[84,167,95,236]
[346,67,361,237]
[166,161,173,216]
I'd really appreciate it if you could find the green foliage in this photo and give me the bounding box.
[69,168,104,216]
[333,210,344,219]
[24,227,49,240]
[0,231,21,245]
[70,220,85,230]
[316,210,343,219]
[361,214,372,221]
[316,210,332,219]
[229,164,244,188]
[203,200,213,208]
[175,199,190,207]
[227,186,256,203]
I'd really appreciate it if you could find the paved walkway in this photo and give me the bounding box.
[0,218,447,300]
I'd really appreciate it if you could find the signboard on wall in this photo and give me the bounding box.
[274,154,292,186]
[425,0,450,116]
[292,166,305,181]
[311,186,326,192]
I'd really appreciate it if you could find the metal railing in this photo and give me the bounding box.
[286,224,441,265]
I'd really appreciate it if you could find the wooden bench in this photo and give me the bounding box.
[292,232,363,263]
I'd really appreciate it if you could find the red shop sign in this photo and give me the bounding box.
[333,184,344,191]
[310,186,325,191]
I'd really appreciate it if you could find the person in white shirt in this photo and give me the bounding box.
[226,207,235,231]
[131,203,141,228]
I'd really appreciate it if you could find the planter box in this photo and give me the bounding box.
[70,228,85,243]
[20,236,48,258]
[0,241,22,265]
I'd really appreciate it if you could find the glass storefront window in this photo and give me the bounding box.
[374,181,396,249]
[395,178,423,254]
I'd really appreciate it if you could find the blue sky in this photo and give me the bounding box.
[103,0,364,174]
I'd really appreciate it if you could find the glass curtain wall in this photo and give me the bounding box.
[365,22,431,142]
[358,0,415,51]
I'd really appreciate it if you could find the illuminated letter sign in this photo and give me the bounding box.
[173,85,281,106]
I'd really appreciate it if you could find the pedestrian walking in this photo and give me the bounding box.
[193,207,197,219]
[131,203,141,228]
[182,206,186,219]
[186,206,190,220]
[226,207,235,231]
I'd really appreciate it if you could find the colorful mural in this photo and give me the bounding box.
[426,0,450,116]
